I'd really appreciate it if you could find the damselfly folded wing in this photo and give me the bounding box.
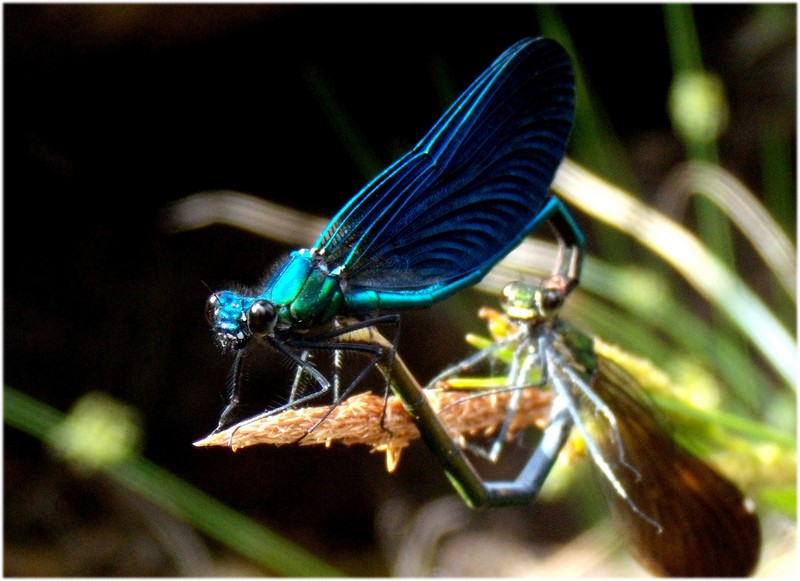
[314,38,575,296]
[556,337,761,577]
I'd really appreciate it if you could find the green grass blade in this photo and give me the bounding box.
[554,159,796,389]
[3,386,344,577]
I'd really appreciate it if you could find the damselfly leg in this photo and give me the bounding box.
[215,314,400,442]
[409,279,761,576]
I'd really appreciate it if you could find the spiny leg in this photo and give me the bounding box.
[461,340,542,463]
[217,315,400,445]
[220,336,335,444]
[424,335,519,390]
[292,314,401,439]
[289,326,344,406]
[427,332,545,463]
[289,349,311,402]
[553,348,642,481]
[332,344,343,401]
[214,349,246,432]
[482,395,574,506]
[476,340,543,461]
[379,325,570,507]
[388,336,574,508]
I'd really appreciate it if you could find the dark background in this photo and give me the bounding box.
[4,4,795,576]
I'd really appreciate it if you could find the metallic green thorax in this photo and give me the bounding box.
[209,247,442,349]
[265,249,345,329]
[553,320,598,378]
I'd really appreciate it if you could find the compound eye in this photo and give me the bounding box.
[499,281,521,308]
[247,300,277,338]
[539,288,565,314]
[205,294,219,323]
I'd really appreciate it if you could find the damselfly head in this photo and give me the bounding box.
[206,290,260,350]
[500,278,566,321]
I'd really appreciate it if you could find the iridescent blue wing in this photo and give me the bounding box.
[314,37,575,300]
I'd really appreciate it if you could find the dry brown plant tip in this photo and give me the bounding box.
[194,388,553,472]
